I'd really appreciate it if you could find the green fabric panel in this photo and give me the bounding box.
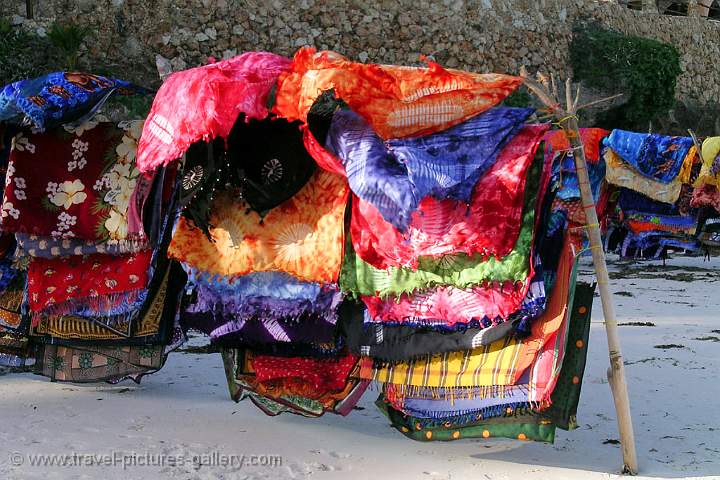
[378,396,556,443]
[541,281,596,430]
[340,154,542,298]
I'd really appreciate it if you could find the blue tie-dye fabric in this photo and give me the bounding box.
[551,150,606,201]
[326,106,533,231]
[0,71,147,130]
[185,268,324,302]
[617,188,679,216]
[603,130,693,183]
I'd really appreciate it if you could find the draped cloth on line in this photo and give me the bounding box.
[604,149,684,204]
[0,71,146,130]
[168,169,349,284]
[603,130,694,183]
[340,150,542,298]
[350,125,548,270]
[357,237,576,393]
[1,121,149,248]
[273,47,523,141]
[136,52,291,172]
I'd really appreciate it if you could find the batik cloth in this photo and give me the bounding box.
[604,148,683,204]
[693,136,720,188]
[350,125,547,270]
[326,107,532,231]
[357,238,576,394]
[617,188,679,216]
[15,233,147,258]
[26,250,152,318]
[0,71,146,130]
[34,344,166,383]
[340,155,541,298]
[624,212,697,236]
[2,121,149,248]
[136,52,291,172]
[177,116,317,236]
[273,47,523,140]
[168,169,348,284]
[29,264,180,345]
[603,130,695,183]
[543,128,609,164]
[249,352,359,393]
[222,349,369,417]
[378,398,557,443]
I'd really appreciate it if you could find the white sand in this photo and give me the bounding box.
[1,254,719,480]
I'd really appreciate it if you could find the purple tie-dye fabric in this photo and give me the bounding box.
[326,106,533,230]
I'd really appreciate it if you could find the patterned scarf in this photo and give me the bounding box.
[357,238,575,393]
[0,71,146,130]
[603,130,695,183]
[34,344,166,383]
[326,107,532,231]
[249,352,358,393]
[168,169,348,284]
[136,52,291,172]
[604,148,684,204]
[350,125,547,270]
[543,128,609,163]
[2,121,149,249]
[340,154,541,298]
[27,250,151,318]
[273,47,522,141]
[694,136,720,187]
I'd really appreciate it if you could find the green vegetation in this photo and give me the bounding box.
[570,24,682,131]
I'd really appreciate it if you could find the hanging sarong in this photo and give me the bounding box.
[350,125,547,269]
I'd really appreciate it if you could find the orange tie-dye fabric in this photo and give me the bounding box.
[168,170,349,283]
[274,48,522,140]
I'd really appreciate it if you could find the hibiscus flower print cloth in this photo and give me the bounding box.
[350,125,547,270]
[168,169,348,284]
[326,107,532,231]
[274,47,523,140]
[1,121,146,248]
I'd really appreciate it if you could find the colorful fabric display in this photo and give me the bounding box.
[168,169,348,284]
[326,107,532,231]
[0,71,146,130]
[603,130,694,183]
[136,52,291,172]
[274,47,523,141]
[1,121,149,249]
[349,125,547,270]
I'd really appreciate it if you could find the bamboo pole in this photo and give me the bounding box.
[522,72,639,475]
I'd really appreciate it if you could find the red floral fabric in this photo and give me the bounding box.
[350,125,547,270]
[27,250,152,314]
[251,354,358,393]
[1,121,145,245]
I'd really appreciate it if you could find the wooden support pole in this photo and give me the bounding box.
[521,72,639,474]
[562,116,639,475]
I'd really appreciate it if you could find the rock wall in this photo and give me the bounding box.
[2,0,719,104]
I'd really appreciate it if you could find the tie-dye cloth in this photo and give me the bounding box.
[326,107,532,231]
[350,125,547,270]
[168,169,348,284]
[543,128,609,164]
[1,121,149,249]
[273,47,523,140]
[603,130,695,183]
[340,153,541,298]
[0,71,146,130]
[136,52,291,172]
